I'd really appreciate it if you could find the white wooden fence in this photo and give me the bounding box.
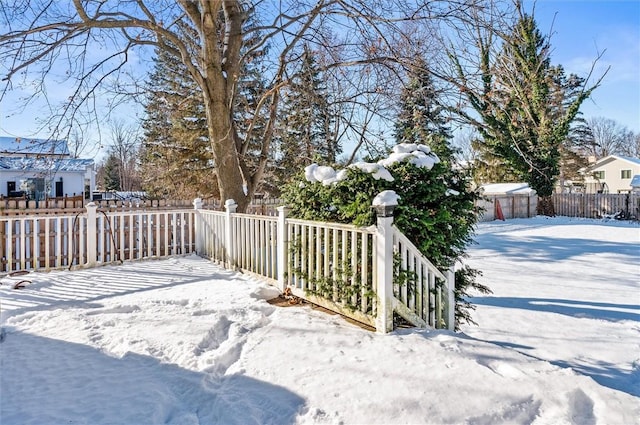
[0,203,195,272]
[194,200,454,333]
[1,199,454,333]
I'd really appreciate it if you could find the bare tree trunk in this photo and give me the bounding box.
[207,123,250,211]
[537,196,555,217]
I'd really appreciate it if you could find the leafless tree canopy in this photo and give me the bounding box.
[1,0,488,210]
[583,116,639,159]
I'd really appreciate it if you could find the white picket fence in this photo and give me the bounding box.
[0,204,195,272]
[194,200,454,332]
[1,199,454,333]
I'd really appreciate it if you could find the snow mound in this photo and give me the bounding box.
[372,190,400,206]
[303,142,440,185]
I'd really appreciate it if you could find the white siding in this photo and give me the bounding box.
[583,156,640,193]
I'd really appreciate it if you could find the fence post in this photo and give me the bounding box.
[193,198,203,255]
[277,206,290,292]
[85,202,97,267]
[445,266,456,331]
[224,199,237,268]
[373,201,396,334]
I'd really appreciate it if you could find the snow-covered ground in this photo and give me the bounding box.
[0,217,638,425]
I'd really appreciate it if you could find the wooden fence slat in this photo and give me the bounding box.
[552,193,639,218]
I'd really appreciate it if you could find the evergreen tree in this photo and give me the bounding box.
[140,22,216,200]
[395,58,451,146]
[102,154,121,192]
[274,45,339,191]
[391,59,490,327]
[453,5,600,215]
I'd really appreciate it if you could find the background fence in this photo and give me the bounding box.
[0,197,218,216]
[552,193,639,219]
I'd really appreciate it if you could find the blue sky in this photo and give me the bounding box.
[524,0,639,132]
[0,1,638,156]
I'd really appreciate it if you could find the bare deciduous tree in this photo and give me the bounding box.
[619,131,640,159]
[0,0,484,211]
[582,116,635,159]
[106,119,141,192]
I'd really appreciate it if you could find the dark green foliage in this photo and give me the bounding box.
[282,147,487,329]
[452,7,600,214]
[102,153,121,191]
[395,61,490,329]
[273,45,339,192]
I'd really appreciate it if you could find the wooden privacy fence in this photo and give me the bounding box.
[0,204,195,273]
[476,195,537,221]
[552,193,640,219]
[194,199,454,333]
[0,197,219,216]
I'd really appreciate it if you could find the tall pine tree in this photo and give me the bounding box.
[274,45,339,191]
[395,57,450,148]
[394,58,490,327]
[140,22,216,200]
[452,5,601,215]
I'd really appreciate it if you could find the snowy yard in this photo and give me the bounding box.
[0,217,638,424]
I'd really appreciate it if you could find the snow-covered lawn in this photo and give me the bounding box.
[1,217,638,424]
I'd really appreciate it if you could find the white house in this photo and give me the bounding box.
[0,137,95,201]
[581,155,640,194]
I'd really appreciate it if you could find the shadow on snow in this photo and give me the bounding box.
[0,330,306,425]
[469,296,639,323]
[472,234,639,263]
[468,296,640,397]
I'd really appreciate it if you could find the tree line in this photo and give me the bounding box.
[2,1,636,215]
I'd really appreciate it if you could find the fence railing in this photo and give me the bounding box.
[194,200,454,333]
[285,218,378,327]
[392,228,454,329]
[552,193,639,219]
[1,204,196,273]
[2,198,453,333]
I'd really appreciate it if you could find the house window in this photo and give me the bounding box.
[593,171,605,180]
[621,170,632,179]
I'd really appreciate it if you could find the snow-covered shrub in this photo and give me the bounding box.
[282,141,490,329]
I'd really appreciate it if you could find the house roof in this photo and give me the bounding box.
[0,157,94,173]
[480,183,536,195]
[0,136,70,156]
[589,155,640,169]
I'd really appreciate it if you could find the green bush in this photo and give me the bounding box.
[282,142,490,329]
